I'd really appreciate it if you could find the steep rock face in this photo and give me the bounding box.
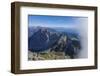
[28,28,60,52]
[50,33,81,58]
[50,34,67,52]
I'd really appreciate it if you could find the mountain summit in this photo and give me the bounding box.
[28,27,61,52]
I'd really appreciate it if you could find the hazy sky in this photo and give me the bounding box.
[28,15,87,29]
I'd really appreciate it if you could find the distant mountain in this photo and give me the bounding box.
[28,26,57,38]
[28,26,41,38]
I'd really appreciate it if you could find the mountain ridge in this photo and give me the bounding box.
[28,26,81,58]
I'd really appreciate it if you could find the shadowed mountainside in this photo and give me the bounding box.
[28,26,81,60]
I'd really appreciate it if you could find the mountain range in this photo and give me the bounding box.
[28,26,81,58]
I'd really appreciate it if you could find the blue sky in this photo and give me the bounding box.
[28,15,87,28]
